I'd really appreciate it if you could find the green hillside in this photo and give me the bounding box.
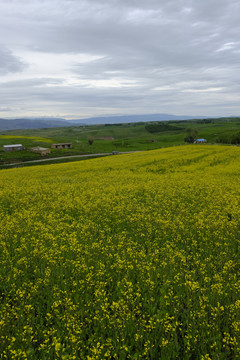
[0,117,240,167]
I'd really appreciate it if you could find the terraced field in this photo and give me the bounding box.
[0,145,240,359]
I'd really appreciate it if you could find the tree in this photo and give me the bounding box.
[185,128,198,143]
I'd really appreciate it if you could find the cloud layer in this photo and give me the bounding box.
[0,0,240,118]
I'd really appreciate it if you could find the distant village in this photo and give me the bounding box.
[2,138,208,157]
[3,143,73,156]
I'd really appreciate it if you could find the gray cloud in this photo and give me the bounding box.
[0,0,240,118]
[0,47,26,74]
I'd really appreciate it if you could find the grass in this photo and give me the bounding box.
[0,117,240,166]
[0,145,240,359]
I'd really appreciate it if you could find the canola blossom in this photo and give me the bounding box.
[0,135,52,143]
[0,145,240,359]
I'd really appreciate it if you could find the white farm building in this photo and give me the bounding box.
[3,144,23,152]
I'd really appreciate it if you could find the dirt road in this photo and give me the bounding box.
[2,151,140,167]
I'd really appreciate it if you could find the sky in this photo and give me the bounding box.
[0,0,240,120]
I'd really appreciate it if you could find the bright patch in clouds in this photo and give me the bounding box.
[3,51,103,80]
[183,88,223,93]
[216,42,236,52]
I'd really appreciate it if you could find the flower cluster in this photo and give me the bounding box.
[0,135,52,143]
[0,145,240,359]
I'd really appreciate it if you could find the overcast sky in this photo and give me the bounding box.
[0,0,239,119]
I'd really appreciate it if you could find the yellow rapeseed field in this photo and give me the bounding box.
[0,135,52,143]
[0,145,240,359]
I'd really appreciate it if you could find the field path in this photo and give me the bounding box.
[3,151,140,167]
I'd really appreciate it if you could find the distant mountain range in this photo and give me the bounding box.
[0,118,69,131]
[71,114,203,125]
[0,114,205,131]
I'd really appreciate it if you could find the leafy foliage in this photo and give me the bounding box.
[217,132,240,145]
[196,119,213,124]
[145,122,183,133]
[185,128,198,143]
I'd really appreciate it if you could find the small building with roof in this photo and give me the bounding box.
[31,146,51,156]
[51,143,72,149]
[3,144,23,152]
[194,139,207,144]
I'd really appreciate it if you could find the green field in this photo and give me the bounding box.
[0,145,240,359]
[1,117,240,167]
